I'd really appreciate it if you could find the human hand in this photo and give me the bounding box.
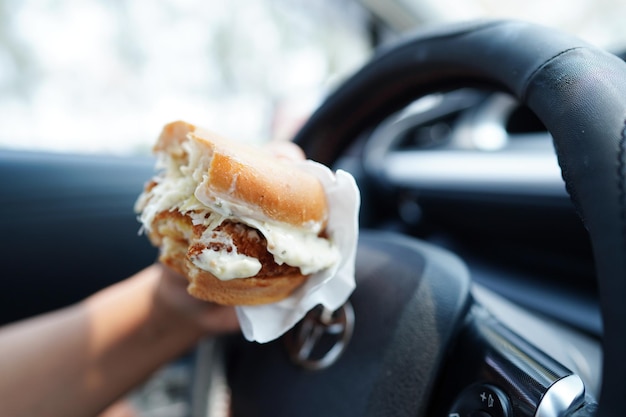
[265,140,306,161]
[151,263,240,337]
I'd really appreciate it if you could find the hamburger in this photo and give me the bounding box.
[135,121,340,306]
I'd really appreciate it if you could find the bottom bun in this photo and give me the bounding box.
[160,236,308,306]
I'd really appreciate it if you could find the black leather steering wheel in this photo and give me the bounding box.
[206,20,626,417]
[291,20,626,417]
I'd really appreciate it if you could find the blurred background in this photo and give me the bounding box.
[1,0,626,156]
[2,2,624,416]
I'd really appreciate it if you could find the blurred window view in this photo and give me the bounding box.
[2,0,626,155]
[364,0,626,50]
[0,0,370,155]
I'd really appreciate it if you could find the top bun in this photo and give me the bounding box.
[136,121,346,306]
[155,121,329,230]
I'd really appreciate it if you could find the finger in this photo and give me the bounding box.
[156,263,240,334]
[198,304,240,334]
[265,140,306,161]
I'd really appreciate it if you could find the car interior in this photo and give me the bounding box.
[1,2,626,417]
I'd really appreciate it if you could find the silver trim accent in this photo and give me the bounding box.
[451,93,518,151]
[534,374,585,417]
[384,150,567,197]
[284,302,355,371]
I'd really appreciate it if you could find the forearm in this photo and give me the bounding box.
[78,265,205,415]
[0,265,204,417]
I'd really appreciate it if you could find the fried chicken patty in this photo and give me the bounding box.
[151,210,301,279]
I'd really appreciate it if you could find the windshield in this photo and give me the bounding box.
[0,0,370,155]
[2,0,625,156]
[364,0,626,50]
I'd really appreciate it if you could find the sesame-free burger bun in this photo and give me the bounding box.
[135,121,339,306]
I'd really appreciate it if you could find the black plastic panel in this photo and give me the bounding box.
[430,305,573,417]
[0,150,158,324]
[223,231,472,417]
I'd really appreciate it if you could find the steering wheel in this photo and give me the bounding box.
[197,20,626,417]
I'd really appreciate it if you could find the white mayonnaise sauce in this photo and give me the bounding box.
[242,218,339,275]
[190,247,262,280]
[137,136,339,281]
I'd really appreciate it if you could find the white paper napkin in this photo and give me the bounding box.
[235,160,360,343]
